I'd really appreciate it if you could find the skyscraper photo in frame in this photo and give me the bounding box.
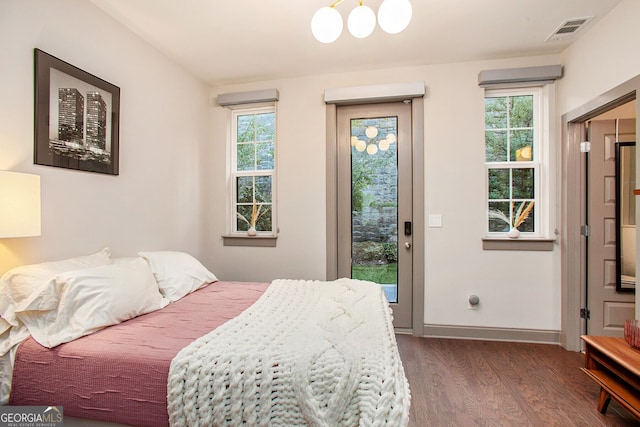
[34,48,120,175]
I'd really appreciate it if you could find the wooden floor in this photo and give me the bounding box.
[395,335,640,427]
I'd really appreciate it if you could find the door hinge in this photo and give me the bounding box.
[580,308,591,319]
[580,141,591,153]
[581,225,591,237]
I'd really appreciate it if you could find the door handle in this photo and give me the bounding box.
[405,242,411,249]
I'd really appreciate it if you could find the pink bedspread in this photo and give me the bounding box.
[9,281,269,427]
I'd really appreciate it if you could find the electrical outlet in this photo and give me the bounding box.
[468,294,480,310]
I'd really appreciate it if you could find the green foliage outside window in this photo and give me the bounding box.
[234,110,275,233]
[236,112,275,171]
[485,95,533,162]
[485,93,536,233]
[236,175,272,232]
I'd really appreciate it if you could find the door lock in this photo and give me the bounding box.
[404,221,412,236]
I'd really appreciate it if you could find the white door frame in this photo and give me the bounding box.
[325,92,425,337]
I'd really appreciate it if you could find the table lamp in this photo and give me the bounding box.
[0,171,41,238]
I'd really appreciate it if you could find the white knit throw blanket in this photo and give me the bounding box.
[167,278,410,426]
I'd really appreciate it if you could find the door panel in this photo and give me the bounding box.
[587,118,635,336]
[336,102,413,329]
[604,302,635,329]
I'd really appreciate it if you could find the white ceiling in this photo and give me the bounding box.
[89,0,622,86]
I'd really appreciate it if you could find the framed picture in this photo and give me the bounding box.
[615,141,636,292]
[34,48,120,175]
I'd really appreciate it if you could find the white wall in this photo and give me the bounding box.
[559,0,640,114]
[558,0,640,315]
[0,0,211,273]
[208,55,563,331]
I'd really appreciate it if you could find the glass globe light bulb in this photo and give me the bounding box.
[378,0,412,34]
[386,133,397,143]
[366,143,378,155]
[311,6,344,43]
[379,140,390,151]
[351,136,359,146]
[355,140,367,152]
[348,4,376,39]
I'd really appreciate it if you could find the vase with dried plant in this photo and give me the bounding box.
[488,201,534,239]
[236,200,265,236]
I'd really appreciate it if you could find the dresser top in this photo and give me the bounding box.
[581,335,640,377]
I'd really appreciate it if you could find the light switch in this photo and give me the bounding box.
[428,214,442,228]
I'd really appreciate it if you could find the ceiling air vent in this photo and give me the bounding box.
[546,16,593,42]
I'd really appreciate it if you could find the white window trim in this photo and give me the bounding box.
[484,85,555,241]
[226,103,278,239]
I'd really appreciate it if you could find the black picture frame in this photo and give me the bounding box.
[34,48,120,175]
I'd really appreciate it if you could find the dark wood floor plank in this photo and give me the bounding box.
[395,335,640,427]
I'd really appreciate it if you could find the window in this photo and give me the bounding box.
[230,105,276,236]
[485,87,541,237]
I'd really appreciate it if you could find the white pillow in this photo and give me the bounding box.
[138,251,217,301]
[0,318,10,337]
[16,257,169,348]
[0,319,29,356]
[112,257,137,264]
[0,248,112,326]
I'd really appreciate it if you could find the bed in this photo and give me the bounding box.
[1,249,410,426]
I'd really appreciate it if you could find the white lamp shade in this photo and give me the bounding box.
[311,6,344,44]
[348,4,376,39]
[378,0,413,34]
[0,171,41,238]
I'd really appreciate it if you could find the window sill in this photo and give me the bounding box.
[482,237,556,251]
[222,235,277,247]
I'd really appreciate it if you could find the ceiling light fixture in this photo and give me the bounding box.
[377,0,413,34]
[311,3,344,44]
[311,0,412,43]
[348,1,376,39]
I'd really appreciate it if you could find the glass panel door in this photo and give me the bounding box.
[350,117,399,303]
[337,102,413,329]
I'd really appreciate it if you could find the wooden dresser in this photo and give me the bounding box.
[581,335,640,419]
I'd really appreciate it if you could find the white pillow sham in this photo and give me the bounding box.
[138,251,217,302]
[0,320,29,356]
[0,318,10,337]
[16,257,169,348]
[0,248,112,326]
